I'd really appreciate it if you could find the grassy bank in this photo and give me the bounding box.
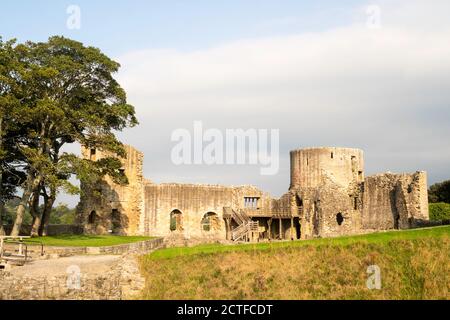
[140,226,450,300]
[25,235,153,247]
[148,226,450,260]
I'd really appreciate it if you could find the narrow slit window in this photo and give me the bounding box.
[90,148,97,160]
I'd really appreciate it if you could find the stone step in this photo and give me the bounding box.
[1,255,28,266]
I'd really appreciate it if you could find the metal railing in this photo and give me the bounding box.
[1,240,28,266]
[0,236,43,267]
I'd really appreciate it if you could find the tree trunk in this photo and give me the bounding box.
[39,144,60,237]
[0,117,5,236]
[39,187,55,237]
[12,119,49,237]
[11,173,41,236]
[29,188,42,237]
[30,215,42,237]
[10,191,31,236]
[0,202,5,236]
[0,168,4,236]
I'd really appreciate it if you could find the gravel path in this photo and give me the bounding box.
[9,255,121,277]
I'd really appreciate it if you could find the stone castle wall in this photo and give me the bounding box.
[2,224,83,237]
[76,145,429,240]
[143,183,234,238]
[289,147,365,239]
[290,147,364,189]
[362,172,429,230]
[76,145,144,235]
[0,254,149,300]
[288,148,429,239]
[142,183,276,238]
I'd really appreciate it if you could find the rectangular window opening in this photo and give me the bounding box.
[244,197,260,209]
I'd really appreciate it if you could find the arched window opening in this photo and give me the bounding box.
[201,212,219,232]
[111,209,121,232]
[336,212,344,226]
[170,209,183,231]
[88,211,97,224]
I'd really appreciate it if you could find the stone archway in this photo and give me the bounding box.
[88,211,97,224]
[111,209,121,233]
[169,209,183,231]
[336,212,344,226]
[201,212,220,232]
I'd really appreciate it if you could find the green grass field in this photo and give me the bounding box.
[140,226,450,300]
[148,225,450,260]
[24,235,153,247]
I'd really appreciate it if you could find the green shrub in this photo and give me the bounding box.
[429,202,450,221]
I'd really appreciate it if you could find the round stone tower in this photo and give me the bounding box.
[290,147,365,190]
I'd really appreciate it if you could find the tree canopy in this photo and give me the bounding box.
[428,180,450,204]
[0,36,138,236]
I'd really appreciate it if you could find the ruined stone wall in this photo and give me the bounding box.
[0,255,146,300]
[290,185,362,239]
[233,185,274,216]
[272,193,291,216]
[289,148,365,239]
[76,145,145,235]
[17,238,165,258]
[75,144,429,241]
[362,172,429,230]
[142,183,279,238]
[290,147,364,189]
[3,224,83,237]
[143,183,234,238]
[76,141,281,239]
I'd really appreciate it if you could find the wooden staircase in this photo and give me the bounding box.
[224,207,259,242]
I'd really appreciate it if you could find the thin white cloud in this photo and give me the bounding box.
[114,0,450,197]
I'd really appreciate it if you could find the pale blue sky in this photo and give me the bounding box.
[2,1,450,206]
[1,0,363,55]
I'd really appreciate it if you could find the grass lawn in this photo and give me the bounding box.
[140,226,450,299]
[148,225,450,260]
[24,235,154,247]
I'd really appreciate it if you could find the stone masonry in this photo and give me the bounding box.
[77,145,429,241]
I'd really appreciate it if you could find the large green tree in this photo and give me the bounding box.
[0,38,26,235]
[5,36,137,236]
[428,180,450,204]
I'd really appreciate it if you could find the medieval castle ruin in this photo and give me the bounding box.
[76,146,429,241]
